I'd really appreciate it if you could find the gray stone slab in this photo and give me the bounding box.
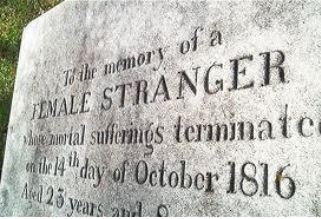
[1,0,321,216]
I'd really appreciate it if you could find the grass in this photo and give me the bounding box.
[0,0,62,176]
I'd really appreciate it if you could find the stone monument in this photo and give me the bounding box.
[1,0,321,216]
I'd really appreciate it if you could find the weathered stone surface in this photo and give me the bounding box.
[2,0,321,216]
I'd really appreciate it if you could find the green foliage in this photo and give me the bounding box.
[0,98,11,160]
[0,0,62,173]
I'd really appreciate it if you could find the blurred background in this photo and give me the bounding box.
[0,0,62,178]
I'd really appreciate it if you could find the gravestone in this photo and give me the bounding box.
[1,0,321,216]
